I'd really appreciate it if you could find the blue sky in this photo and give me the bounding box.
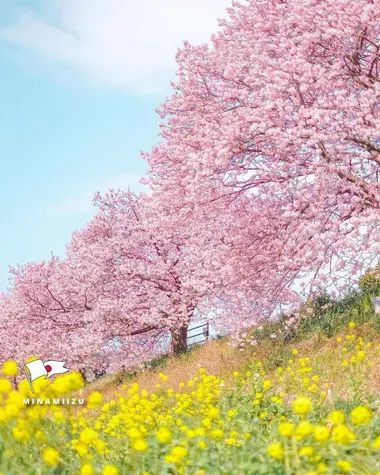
[0,59,158,291]
[0,0,232,292]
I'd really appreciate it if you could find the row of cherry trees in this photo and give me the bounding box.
[1,0,380,372]
[0,190,301,372]
[0,192,222,370]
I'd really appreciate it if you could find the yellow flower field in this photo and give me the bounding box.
[1,322,380,474]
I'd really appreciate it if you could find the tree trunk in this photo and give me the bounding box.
[171,325,188,354]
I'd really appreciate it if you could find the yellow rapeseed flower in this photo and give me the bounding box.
[42,447,60,466]
[0,379,12,394]
[87,391,103,409]
[12,426,30,443]
[267,441,284,460]
[372,436,380,449]
[101,465,119,475]
[332,425,355,445]
[35,430,47,442]
[292,396,312,415]
[299,446,314,457]
[329,410,345,425]
[156,427,172,444]
[207,406,220,419]
[166,446,188,464]
[350,406,372,425]
[79,428,98,445]
[210,429,224,441]
[159,373,168,381]
[263,380,272,390]
[317,462,328,473]
[225,437,237,446]
[202,417,212,429]
[336,460,352,473]
[131,439,148,452]
[81,464,96,475]
[278,422,294,437]
[294,421,314,440]
[313,425,330,443]
[2,360,18,377]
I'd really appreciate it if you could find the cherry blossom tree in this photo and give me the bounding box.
[1,186,308,370]
[0,191,235,371]
[143,0,380,303]
[66,190,206,355]
[0,256,109,371]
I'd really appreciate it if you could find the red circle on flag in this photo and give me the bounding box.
[45,365,52,373]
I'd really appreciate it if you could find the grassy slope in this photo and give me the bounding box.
[8,283,380,474]
[71,314,380,474]
[85,318,380,404]
[82,281,380,398]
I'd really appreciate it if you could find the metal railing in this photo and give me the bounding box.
[371,297,380,313]
[187,322,209,346]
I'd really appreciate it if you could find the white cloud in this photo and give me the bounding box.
[0,0,234,93]
[50,172,148,215]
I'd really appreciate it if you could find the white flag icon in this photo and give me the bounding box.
[25,359,69,382]
[44,360,69,378]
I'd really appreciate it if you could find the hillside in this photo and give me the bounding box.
[2,285,380,474]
